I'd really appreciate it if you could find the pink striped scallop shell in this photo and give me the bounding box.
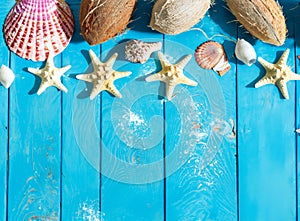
[195,41,231,76]
[4,0,74,62]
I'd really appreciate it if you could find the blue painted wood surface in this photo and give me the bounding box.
[1,0,300,220]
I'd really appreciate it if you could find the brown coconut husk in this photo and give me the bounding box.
[80,0,136,45]
[226,0,287,46]
[150,0,211,35]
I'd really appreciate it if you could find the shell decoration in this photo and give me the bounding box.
[4,0,74,62]
[0,65,15,89]
[80,0,136,45]
[226,0,287,46]
[125,39,162,64]
[235,39,256,66]
[195,41,231,76]
[150,0,211,35]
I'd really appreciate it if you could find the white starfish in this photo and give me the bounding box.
[28,54,70,95]
[145,52,197,100]
[255,49,300,99]
[76,50,131,100]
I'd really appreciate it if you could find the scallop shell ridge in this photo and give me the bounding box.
[195,41,225,69]
[4,0,74,61]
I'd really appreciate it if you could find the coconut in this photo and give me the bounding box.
[226,0,287,46]
[150,0,211,35]
[80,0,136,45]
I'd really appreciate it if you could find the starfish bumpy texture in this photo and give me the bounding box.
[76,50,131,100]
[28,54,70,95]
[145,52,197,100]
[255,49,300,99]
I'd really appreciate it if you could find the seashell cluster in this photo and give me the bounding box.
[226,0,287,46]
[235,39,256,66]
[150,0,211,35]
[0,65,15,89]
[4,0,74,62]
[80,0,136,45]
[125,40,162,64]
[195,41,231,76]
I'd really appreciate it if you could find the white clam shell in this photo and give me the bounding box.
[0,65,15,89]
[235,39,257,66]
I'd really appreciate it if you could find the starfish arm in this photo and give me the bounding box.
[106,83,122,98]
[113,71,132,80]
[166,81,177,100]
[89,50,102,67]
[258,57,275,71]
[276,80,289,99]
[145,72,167,82]
[180,75,198,86]
[76,74,94,83]
[255,76,275,88]
[89,85,104,100]
[277,49,290,66]
[53,81,68,93]
[288,71,300,81]
[28,67,41,75]
[157,52,169,68]
[45,54,55,67]
[106,53,118,67]
[176,55,192,69]
[57,65,71,75]
[37,82,50,95]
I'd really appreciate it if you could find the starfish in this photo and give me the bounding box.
[255,49,300,99]
[28,54,70,95]
[145,52,197,100]
[76,50,131,100]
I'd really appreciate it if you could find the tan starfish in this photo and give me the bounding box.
[28,54,70,95]
[145,52,197,100]
[255,49,300,99]
[76,50,131,100]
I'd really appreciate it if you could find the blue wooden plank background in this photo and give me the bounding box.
[1,0,300,220]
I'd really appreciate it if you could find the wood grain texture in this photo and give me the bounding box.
[165,0,237,220]
[100,1,165,220]
[0,2,14,220]
[1,0,300,220]
[295,6,300,221]
[61,4,102,221]
[8,56,62,220]
[238,1,297,220]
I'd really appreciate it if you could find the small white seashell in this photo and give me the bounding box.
[125,40,162,64]
[0,65,15,89]
[235,39,257,66]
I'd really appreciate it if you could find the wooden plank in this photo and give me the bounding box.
[0,2,14,220]
[295,6,300,221]
[61,3,102,220]
[8,34,62,221]
[164,0,237,220]
[238,1,297,220]
[100,1,165,220]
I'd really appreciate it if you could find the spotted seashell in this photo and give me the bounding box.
[150,0,211,35]
[125,40,162,64]
[0,65,15,89]
[195,41,231,76]
[235,39,256,66]
[4,0,74,61]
